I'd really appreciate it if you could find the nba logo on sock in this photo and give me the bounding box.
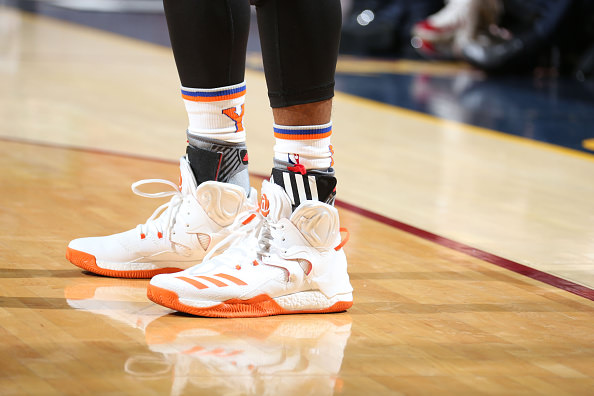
[288,153,300,164]
[222,104,245,133]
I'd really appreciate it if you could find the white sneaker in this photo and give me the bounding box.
[147,178,353,317]
[66,156,257,278]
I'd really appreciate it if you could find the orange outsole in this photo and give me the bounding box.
[66,247,183,279]
[146,284,353,318]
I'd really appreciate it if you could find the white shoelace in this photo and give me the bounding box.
[130,178,186,240]
[194,212,297,281]
[201,211,263,262]
[257,220,286,261]
[180,211,263,275]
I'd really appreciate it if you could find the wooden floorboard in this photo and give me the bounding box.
[2,140,594,395]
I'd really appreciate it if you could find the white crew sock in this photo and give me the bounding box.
[182,81,246,144]
[273,122,334,172]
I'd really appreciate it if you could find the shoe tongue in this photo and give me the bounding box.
[179,156,198,195]
[269,167,337,211]
[259,180,292,222]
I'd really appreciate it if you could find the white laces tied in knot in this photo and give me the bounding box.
[202,211,263,263]
[130,178,186,240]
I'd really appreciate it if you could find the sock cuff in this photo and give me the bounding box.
[181,81,246,103]
[273,122,332,140]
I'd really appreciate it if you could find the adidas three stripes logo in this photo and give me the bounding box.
[177,273,247,290]
[272,171,318,208]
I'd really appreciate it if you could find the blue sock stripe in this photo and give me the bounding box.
[273,125,333,136]
[181,85,246,98]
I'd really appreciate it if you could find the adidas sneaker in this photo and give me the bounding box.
[147,169,353,317]
[66,156,257,278]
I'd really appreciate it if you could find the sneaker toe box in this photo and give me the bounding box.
[67,231,137,263]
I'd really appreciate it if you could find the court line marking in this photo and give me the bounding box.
[334,200,594,302]
[3,134,593,302]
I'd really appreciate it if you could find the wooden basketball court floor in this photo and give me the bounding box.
[1,5,594,395]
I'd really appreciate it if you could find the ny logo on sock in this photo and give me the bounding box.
[222,104,245,133]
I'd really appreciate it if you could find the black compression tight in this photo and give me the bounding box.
[163,0,342,107]
[163,0,251,88]
[254,0,342,107]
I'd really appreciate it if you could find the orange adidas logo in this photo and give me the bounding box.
[177,273,247,290]
[260,194,270,217]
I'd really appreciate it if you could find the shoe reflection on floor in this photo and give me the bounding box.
[64,277,352,396]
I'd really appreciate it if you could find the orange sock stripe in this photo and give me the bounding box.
[273,131,332,140]
[182,91,245,102]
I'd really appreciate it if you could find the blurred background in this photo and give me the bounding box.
[1,0,593,155]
